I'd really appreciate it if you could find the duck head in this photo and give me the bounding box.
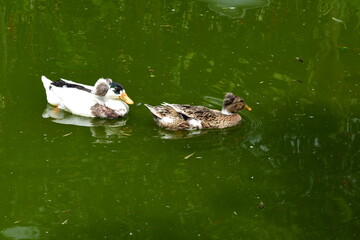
[221,92,251,115]
[92,78,134,105]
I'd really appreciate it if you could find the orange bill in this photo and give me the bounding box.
[120,92,134,105]
[244,105,252,111]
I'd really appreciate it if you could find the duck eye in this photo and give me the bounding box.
[113,88,121,94]
[110,82,124,95]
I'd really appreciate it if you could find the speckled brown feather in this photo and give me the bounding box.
[168,104,219,120]
[145,104,191,130]
[92,79,112,97]
[168,104,241,129]
[93,83,109,96]
[144,92,250,131]
[91,103,123,119]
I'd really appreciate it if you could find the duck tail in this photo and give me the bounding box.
[163,103,187,116]
[41,76,60,106]
[41,76,53,90]
[144,104,155,113]
[144,104,162,119]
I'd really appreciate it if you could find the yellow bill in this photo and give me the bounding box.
[244,105,252,111]
[120,92,134,105]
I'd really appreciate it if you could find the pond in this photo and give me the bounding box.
[0,0,359,239]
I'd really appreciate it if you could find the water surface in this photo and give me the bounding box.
[0,0,359,239]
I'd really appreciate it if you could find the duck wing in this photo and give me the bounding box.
[42,76,94,106]
[144,104,179,119]
[59,78,93,90]
[50,86,97,117]
[145,104,194,130]
[165,104,219,121]
[51,79,92,93]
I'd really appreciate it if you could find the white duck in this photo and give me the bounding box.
[41,76,134,118]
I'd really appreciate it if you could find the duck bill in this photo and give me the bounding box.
[244,104,252,111]
[120,92,134,105]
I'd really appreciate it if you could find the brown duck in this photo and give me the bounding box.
[145,93,251,130]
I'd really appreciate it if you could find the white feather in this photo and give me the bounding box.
[41,76,62,106]
[161,117,174,124]
[51,86,97,117]
[188,118,203,129]
[221,108,235,115]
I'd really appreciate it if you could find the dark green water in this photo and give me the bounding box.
[1,0,360,239]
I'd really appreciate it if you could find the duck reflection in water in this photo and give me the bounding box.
[155,128,205,139]
[42,106,131,138]
[200,0,269,18]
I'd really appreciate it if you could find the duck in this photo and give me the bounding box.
[144,92,251,130]
[41,76,134,118]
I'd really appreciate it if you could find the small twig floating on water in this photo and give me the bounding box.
[332,17,347,29]
[61,219,68,225]
[62,132,72,137]
[184,152,195,159]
